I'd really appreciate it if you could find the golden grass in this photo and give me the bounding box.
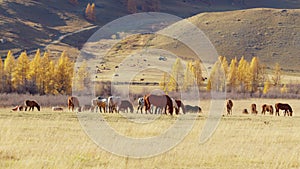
[0,99,300,169]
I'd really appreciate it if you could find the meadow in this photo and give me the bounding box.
[0,98,299,169]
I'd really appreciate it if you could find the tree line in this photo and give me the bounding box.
[0,50,86,95]
[160,56,288,95]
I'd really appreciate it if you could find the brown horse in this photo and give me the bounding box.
[226,100,233,115]
[251,103,258,114]
[175,99,186,114]
[119,100,134,113]
[261,104,274,115]
[92,98,107,113]
[144,94,173,115]
[275,103,293,116]
[68,96,80,112]
[24,100,40,111]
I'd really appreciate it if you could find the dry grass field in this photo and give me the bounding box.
[0,98,299,169]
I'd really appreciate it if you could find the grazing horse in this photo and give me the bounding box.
[136,97,144,113]
[24,100,40,111]
[119,100,134,113]
[92,97,107,113]
[144,94,173,115]
[175,99,186,114]
[251,103,258,114]
[68,96,80,112]
[275,103,293,116]
[107,96,122,113]
[185,105,201,113]
[261,104,274,115]
[226,99,233,115]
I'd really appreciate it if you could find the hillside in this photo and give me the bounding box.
[0,0,300,60]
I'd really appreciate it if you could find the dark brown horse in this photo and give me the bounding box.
[144,94,173,115]
[175,99,186,114]
[68,96,80,112]
[275,103,293,116]
[24,100,40,111]
[226,100,233,115]
[261,104,274,115]
[251,103,258,114]
[119,100,134,113]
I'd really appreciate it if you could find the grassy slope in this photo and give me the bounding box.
[0,98,300,168]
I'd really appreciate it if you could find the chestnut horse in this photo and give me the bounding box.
[24,100,40,111]
[275,103,293,116]
[251,103,258,114]
[261,104,274,115]
[68,96,80,112]
[144,94,173,115]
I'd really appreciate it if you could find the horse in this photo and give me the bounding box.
[261,104,274,115]
[251,103,258,114]
[226,99,233,115]
[91,97,107,113]
[24,100,40,111]
[175,99,186,114]
[185,105,201,113]
[144,94,173,115]
[136,97,144,113]
[107,96,122,113]
[68,96,80,112]
[242,108,249,114]
[119,100,134,113]
[275,103,293,116]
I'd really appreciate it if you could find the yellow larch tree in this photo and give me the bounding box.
[168,58,184,92]
[3,50,16,92]
[249,57,260,93]
[13,51,30,93]
[29,49,42,93]
[207,57,226,92]
[272,63,282,87]
[73,60,91,92]
[227,57,238,92]
[193,60,204,90]
[159,72,170,93]
[54,51,74,95]
[0,58,4,92]
[183,61,195,91]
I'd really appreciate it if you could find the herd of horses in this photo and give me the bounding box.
[67,94,193,115]
[10,96,293,117]
[226,99,293,116]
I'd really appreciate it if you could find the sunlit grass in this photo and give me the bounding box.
[0,99,300,168]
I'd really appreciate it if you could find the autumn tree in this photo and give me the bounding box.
[13,51,30,93]
[54,51,74,95]
[85,3,96,21]
[159,72,170,93]
[227,57,238,92]
[183,61,195,91]
[73,60,91,92]
[3,50,16,92]
[263,80,271,94]
[249,57,260,93]
[0,59,4,92]
[272,63,282,87]
[28,49,42,94]
[168,58,184,92]
[207,56,226,92]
